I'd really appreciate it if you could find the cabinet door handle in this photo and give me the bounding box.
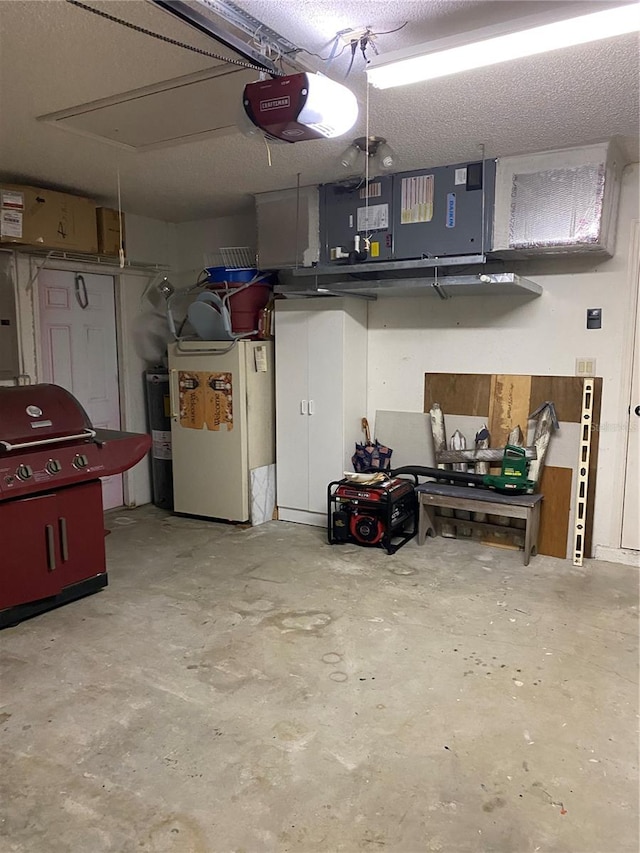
[59,517,69,562]
[300,399,308,415]
[45,525,56,571]
[308,399,315,415]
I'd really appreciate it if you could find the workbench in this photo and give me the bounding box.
[415,483,544,566]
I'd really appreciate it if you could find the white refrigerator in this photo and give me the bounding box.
[168,340,275,522]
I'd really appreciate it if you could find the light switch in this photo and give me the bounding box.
[586,308,602,329]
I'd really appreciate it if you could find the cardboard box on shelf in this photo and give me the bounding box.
[0,184,98,253]
[97,207,125,256]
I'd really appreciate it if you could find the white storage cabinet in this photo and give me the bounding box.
[275,298,367,526]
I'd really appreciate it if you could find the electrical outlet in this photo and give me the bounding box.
[575,357,596,377]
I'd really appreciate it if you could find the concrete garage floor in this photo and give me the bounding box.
[1,506,638,853]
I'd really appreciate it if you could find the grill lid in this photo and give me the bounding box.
[0,384,93,451]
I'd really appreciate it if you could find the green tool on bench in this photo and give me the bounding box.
[482,445,536,493]
[389,445,537,496]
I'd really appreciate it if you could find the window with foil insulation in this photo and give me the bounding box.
[509,163,606,249]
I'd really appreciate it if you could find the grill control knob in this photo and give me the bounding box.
[16,464,33,481]
[73,454,89,469]
[46,459,62,475]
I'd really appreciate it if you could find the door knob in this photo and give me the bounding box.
[635,405,640,417]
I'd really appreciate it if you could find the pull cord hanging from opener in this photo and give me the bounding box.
[363,82,372,254]
[117,164,125,269]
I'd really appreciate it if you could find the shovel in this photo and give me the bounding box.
[352,417,393,472]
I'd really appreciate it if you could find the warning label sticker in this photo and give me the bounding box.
[178,371,233,431]
[1,190,24,210]
[1,210,23,238]
[152,429,172,460]
[454,168,467,186]
[359,182,382,200]
[356,203,389,232]
[400,175,434,224]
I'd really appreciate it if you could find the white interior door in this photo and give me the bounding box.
[622,258,640,550]
[38,269,123,510]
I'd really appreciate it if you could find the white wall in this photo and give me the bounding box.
[126,213,176,267]
[367,164,639,552]
[172,212,256,288]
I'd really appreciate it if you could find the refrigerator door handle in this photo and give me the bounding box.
[308,399,315,415]
[169,368,179,421]
[300,399,308,415]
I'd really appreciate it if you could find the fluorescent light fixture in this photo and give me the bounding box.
[367,3,640,89]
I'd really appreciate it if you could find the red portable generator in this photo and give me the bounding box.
[328,477,417,555]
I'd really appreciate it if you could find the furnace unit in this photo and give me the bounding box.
[319,158,496,264]
[320,176,394,263]
[391,159,496,259]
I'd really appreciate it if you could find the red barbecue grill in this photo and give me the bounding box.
[0,384,151,627]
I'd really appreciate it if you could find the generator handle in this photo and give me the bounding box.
[358,468,419,486]
[504,444,527,459]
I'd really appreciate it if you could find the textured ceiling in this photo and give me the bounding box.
[0,0,637,222]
